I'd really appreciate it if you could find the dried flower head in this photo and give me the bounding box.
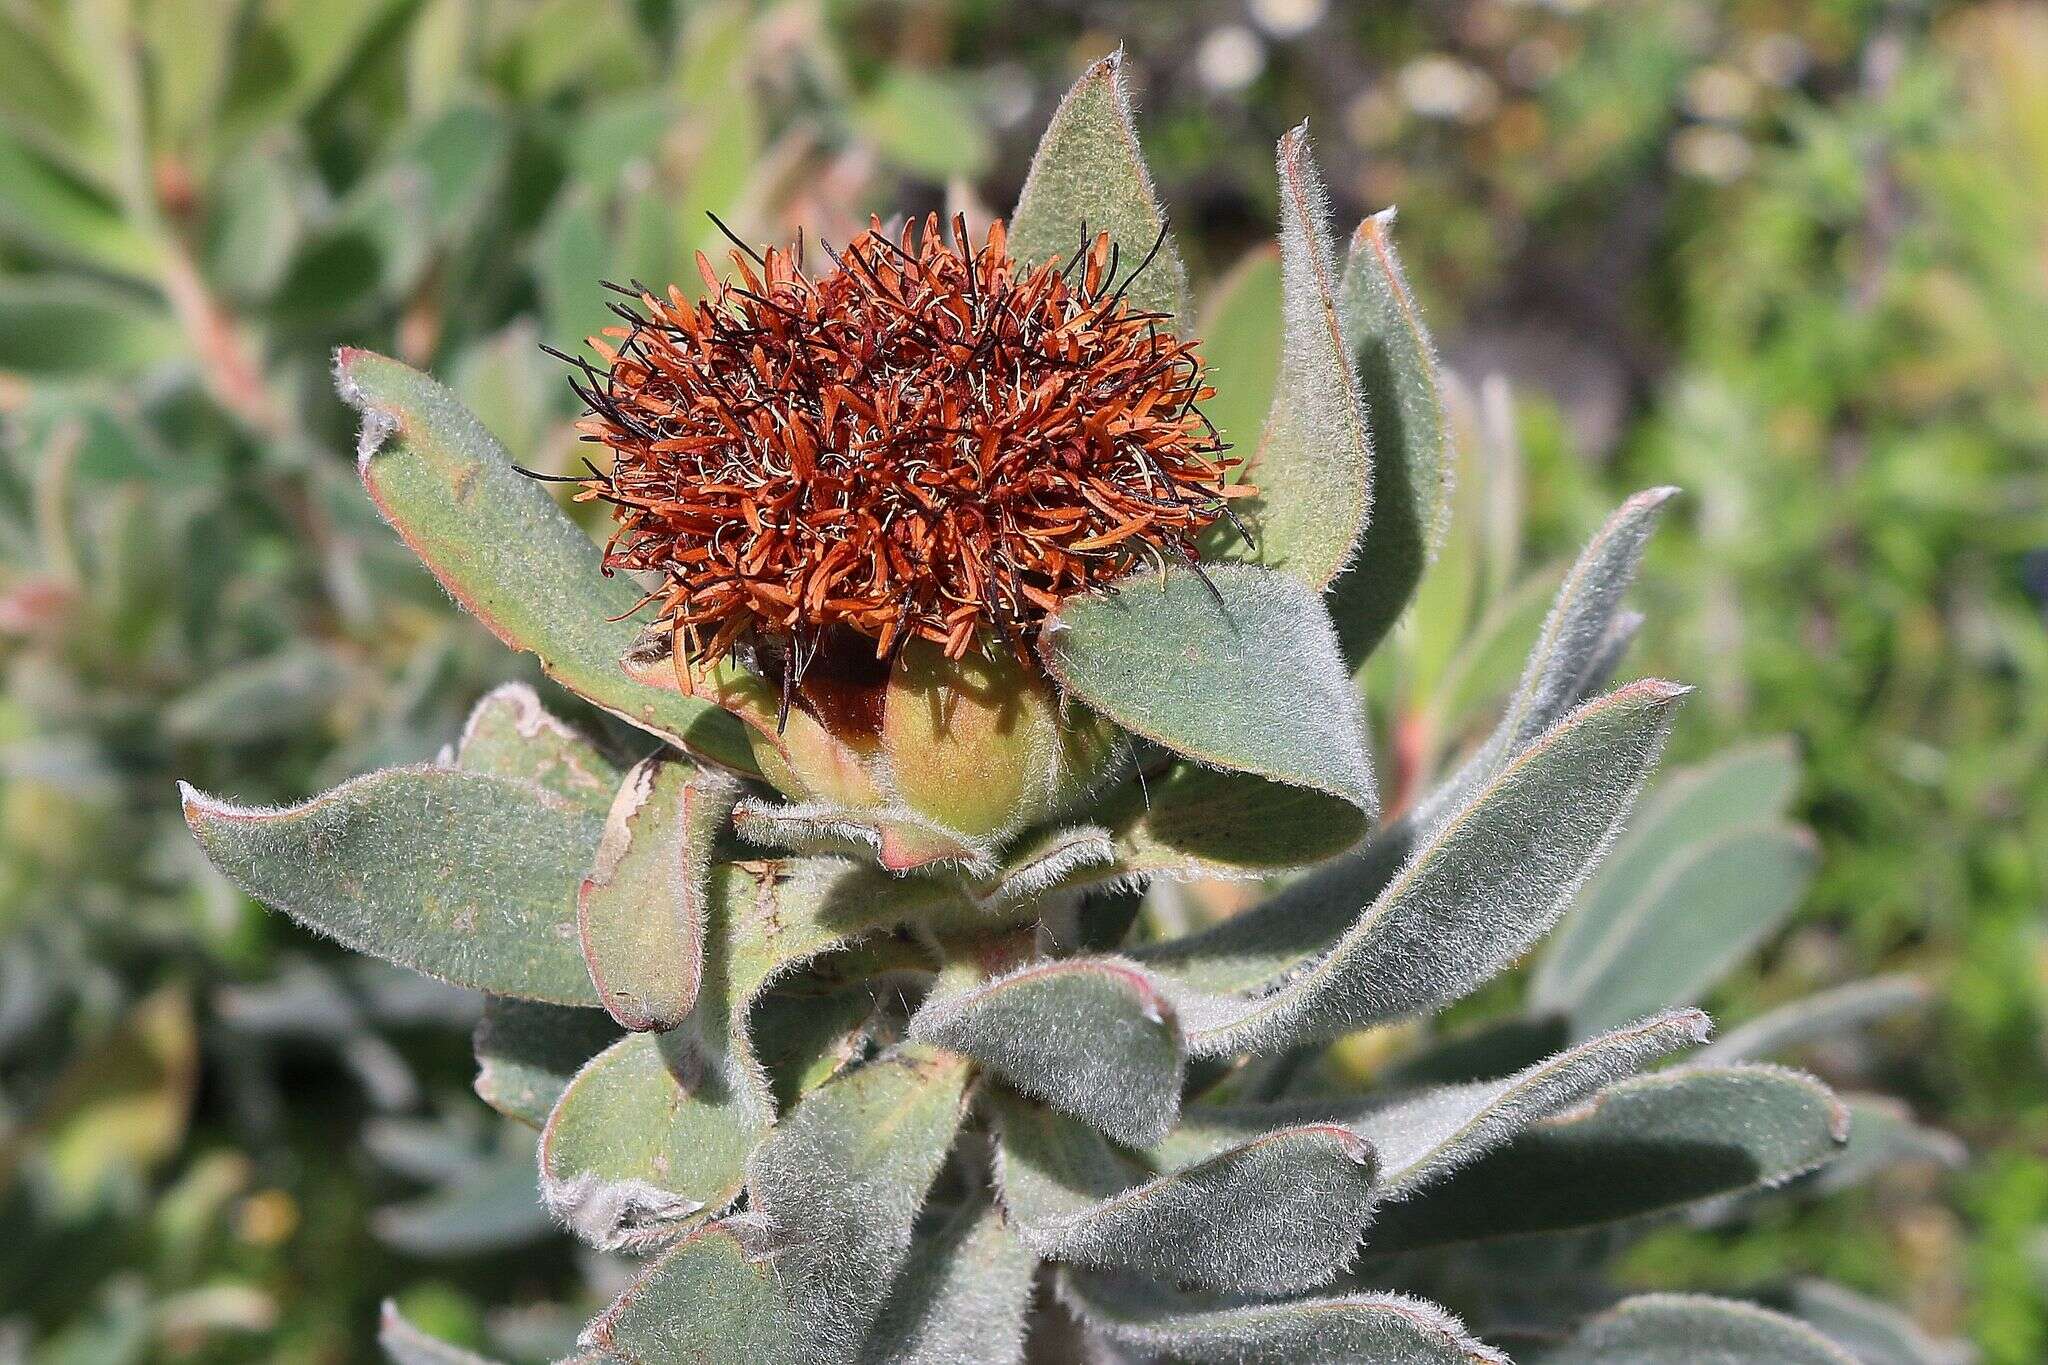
[560,213,1247,689]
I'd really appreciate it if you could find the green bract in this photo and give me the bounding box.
[184,50,1956,1365]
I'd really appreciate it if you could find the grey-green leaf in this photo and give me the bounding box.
[1533,736,1803,1013]
[580,1222,799,1364]
[1163,1008,1708,1200]
[1218,126,1372,590]
[1137,680,1683,1057]
[1041,563,1377,819]
[335,348,757,773]
[1418,487,1678,830]
[1098,764,1369,880]
[1060,1272,1508,1365]
[1693,975,1929,1067]
[1547,1294,1859,1365]
[909,957,1183,1147]
[994,1091,1378,1295]
[1788,1280,1975,1365]
[454,682,622,815]
[745,1046,974,1360]
[182,766,604,1006]
[1007,50,1188,329]
[1365,1064,1848,1250]
[540,1032,761,1251]
[379,1301,503,1365]
[1328,208,1450,665]
[578,759,736,1031]
[859,1197,1038,1365]
[1552,825,1818,1037]
[472,997,619,1128]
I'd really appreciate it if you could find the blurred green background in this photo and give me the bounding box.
[0,0,2040,1360]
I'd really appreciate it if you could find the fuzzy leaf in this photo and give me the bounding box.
[334,348,758,773]
[1385,1015,1571,1087]
[1550,825,1818,1037]
[690,858,955,1122]
[1548,1294,1859,1365]
[1534,737,1802,1012]
[1195,248,1283,490]
[578,758,735,1031]
[1099,763,1369,880]
[472,997,619,1128]
[1042,563,1377,821]
[750,943,921,1113]
[970,824,1120,908]
[1218,127,1372,590]
[1811,1094,1964,1195]
[859,1196,1038,1365]
[734,797,990,876]
[910,957,1183,1146]
[994,1091,1378,1295]
[580,1223,799,1363]
[745,1047,975,1359]
[1365,1065,1848,1250]
[540,1032,760,1252]
[1164,1009,1708,1200]
[182,766,604,1006]
[1694,975,1929,1067]
[454,682,622,814]
[1137,681,1683,1057]
[1788,1280,1975,1365]
[1328,208,1451,664]
[1061,1273,1507,1365]
[1418,487,1678,829]
[379,1301,502,1364]
[1006,50,1188,329]
[1131,826,1412,997]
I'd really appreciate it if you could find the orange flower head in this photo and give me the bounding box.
[565,213,1246,685]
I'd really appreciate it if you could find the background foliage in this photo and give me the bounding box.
[0,0,2039,1360]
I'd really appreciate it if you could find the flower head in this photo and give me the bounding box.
[568,214,1244,692]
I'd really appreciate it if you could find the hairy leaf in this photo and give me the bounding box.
[1366,1065,1847,1250]
[744,1047,974,1359]
[689,857,954,1122]
[580,1222,798,1363]
[472,997,618,1128]
[1789,1280,1974,1365]
[334,348,757,772]
[1417,487,1678,830]
[1218,127,1372,589]
[1195,247,1283,493]
[1811,1094,1964,1195]
[454,682,621,814]
[734,797,991,876]
[910,957,1183,1146]
[994,1092,1378,1295]
[578,759,735,1031]
[860,1196,1038,1365]
[1534,737,1802,1012]
[1042,563,1377,820]
[1061,1272,1507,1365]
[379,1301,502,1364]
[1138,681,1683,1057]
[1006,50,1188,329]
[539,1032,760,1251]
[1548,1294,1858,1365]
[1553,825,1818,1036]
[1099,763,1369,880]
[1164,1009,1708,1200]
[182,766,604,1005]
[1329,208,1450,664]
[1694,975,1929,1067]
